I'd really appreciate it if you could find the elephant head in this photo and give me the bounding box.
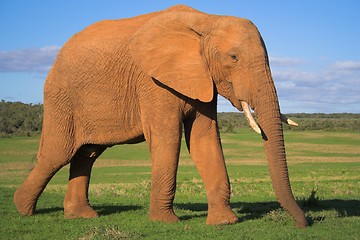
[129,8,307,227]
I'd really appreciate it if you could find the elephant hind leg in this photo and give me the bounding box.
[63,144,106,219]
[14,113,75,215]
[14,156,67,216]
[14,76,77,216]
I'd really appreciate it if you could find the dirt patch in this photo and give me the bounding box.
[221,139,263,148]
[93,159,202,167]
[20,138,40,144]
[287,142,360,154]
[94,159,151,167]
[225,159,267,165]
[287,131,360,140]
[0,162,36,178]
[287,156,360,163]
[0,150,37,156]
[293,175,360,182]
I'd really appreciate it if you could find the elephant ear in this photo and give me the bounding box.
[129,12,213,102]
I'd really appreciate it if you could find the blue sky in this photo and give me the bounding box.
[1,1,359,113]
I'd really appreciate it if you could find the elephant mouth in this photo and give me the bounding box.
[240,101,298,134]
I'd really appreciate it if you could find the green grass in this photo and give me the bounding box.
[1,129,359,239]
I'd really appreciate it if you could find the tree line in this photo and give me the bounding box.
[1,100,359,137]
[0,101,43,137]
[217,112,360,133]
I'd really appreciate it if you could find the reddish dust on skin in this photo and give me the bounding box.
[14,4,306,227]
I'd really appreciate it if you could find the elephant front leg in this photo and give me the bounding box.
[63,145,106,219]
[147,133,182,223]
[184,114,238,225]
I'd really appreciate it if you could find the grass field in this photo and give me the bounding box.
[0,129,359,239]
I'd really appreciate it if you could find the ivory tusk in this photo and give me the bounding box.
[280,114,299,126]
[240,101,262,134]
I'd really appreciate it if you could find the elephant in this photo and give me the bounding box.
[14,4,307,227]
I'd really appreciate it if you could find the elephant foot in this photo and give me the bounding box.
[149,209,180,223]
[295,216,308,228]
[14,186,37,216]
[64,203,98,219]
[206,206,239,225]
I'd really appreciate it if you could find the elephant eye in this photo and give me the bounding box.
[229,54,238,62]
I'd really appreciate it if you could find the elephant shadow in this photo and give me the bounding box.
[94,205,143,216]
[175,199,360,224]
[36,205,142,216]
[175,201,282,222]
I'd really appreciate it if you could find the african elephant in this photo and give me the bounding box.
[14,5,307,227]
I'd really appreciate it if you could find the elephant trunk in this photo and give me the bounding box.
[253,68,308,228]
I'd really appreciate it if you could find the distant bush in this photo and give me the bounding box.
[0,100,43,137]
[217,112,360,133]
[282,113,360,132]
[0,100,359,137]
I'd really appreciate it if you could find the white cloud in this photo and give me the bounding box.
[332,61,360,71]
[0,46,60,73]
[272,59,360,113]
[0,47,359,113]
